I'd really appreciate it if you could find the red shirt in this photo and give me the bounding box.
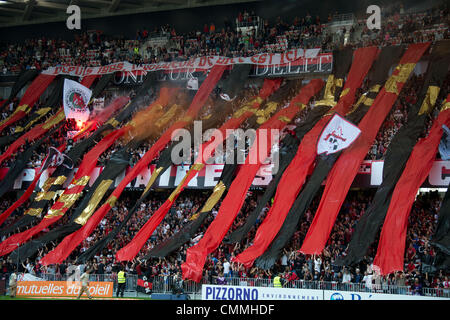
[406,247,416,261]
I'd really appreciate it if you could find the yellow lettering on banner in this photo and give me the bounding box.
[155,104,181,128]
[57,193,83,205]
[278,116,292,123]
[24,207,43,217]
[42,109,66,130]
[334,78,344,89]
[315,75,342,108]
[370,84,381,93]
[105,118,119,128]
[142,167,164,194]
[232,97,264,118]
[232,105,257,118]
[31,177,57,202]
[339,88,350,98]
[441,100,450,112]
[322,109,335,118]
[72,176,91,186]
[45,208,64,218]
[0,104,30,126]
[190,181,226,220]
[15,107,53,133]
[34,176,67,201]
[179,114,194,124]
[38,191,56,201]
[294,102,306,110]
[74,179,114,225]
[168,165,204,202]
[363,98,375,107]
[53,175,68,185]
[418,86,440,115]
[105,195,118,208]
[346,84,381,116]
[16,104,31,112]
[256,102,279,124]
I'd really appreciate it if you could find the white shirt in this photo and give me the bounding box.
[363,274,373,289]
[314,257,322,273]
[342,272,352,283]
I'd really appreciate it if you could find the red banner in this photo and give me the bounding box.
[0,75,99,166]
[232,46,379,268]
[373,94,450,275]
[0,127,127,256]
[0,74,56,133]
[0,109,65,166]
[300,42,431,255]
[114,78,284,262]
[0,87,171,257]
[181,79,324,282]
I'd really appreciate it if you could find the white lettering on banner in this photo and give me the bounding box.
[42,49,324,76]
[204,164,223,187]
[370,161,384,186]
[9,160,450,190]
[252,164,275,186]
[158,167,172,187]
[134,169,153,188]
[202,285,322,300]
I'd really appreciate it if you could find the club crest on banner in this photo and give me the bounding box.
[317,113,361,155]
[220,93,236,101]
[187,77,199,90]
[63,79,92,123]
[41,147,74,173]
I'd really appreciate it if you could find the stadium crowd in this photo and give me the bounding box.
[0,2,448,75]
[0,69,449,295]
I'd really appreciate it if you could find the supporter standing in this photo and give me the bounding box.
[8,269,17,298]
[76,268,93,300]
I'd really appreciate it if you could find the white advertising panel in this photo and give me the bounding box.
[202,285,322,300]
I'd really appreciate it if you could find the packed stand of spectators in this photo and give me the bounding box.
[357,3,449,48]
[2,188,447,297]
